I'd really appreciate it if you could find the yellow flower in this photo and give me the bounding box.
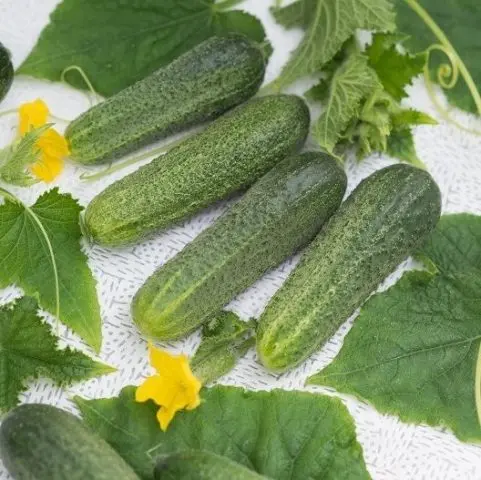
[17,99,69,182]
[18,99,49,135]
[136,344,202,431]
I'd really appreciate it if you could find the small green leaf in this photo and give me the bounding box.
[0,125,51,186]
[366,33,427,101]
[76,386,370,480]
[18,0,268,97]
[271,0,395,90]
[386,128,425,167]
[191,311,255,384]
[0,296,114,413]
[0,189,102,350]
[309,214,481,443]
[391,109,438,128]
[313,54,380,154]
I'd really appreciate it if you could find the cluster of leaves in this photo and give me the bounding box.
[272,1,436,165]
[0,296,113,413]
[310,214,481,443]
[76,385,370,480]
[18,0,270,97]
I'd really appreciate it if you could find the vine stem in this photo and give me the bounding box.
[405,0,481,116]
[0,187,60,323]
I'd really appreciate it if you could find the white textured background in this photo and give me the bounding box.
[1,1,481,478]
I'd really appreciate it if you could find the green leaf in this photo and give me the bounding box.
[395,0,481,113]
[75,386,370,480]
[366,33,427,101]
[386,128,425,167]
[0,189,102,350]
[0,296,113,413]
[191,311,255,384]
[0,125,51,186]
[309,214,481,443]
[391,109,438,128]
[313,54,380,154]
[18,0,268,97]
[271,0,395,90]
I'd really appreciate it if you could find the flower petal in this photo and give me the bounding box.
[149,344,190,379]
[157,405,178,432]
[136,375,178,407]
[19,99,49,135]
[30,153,64,183]
[37,129,70,158]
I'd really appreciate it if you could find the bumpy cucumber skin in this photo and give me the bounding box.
[132,152,346,340]
[85,94,310,247]
[257,164,442,372]
[154,450,268,480]
[0,42,13,102]
[66,35,266,164]
[0,404,139,480]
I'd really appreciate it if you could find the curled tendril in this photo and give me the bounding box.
[61,65,101,107]
[406,0,481,137]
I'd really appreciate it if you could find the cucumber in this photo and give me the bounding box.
[154,450,268,480]
[84,94,310,247]
[66,35,266,164]
[257,164,442,372]
[0,42,13,102]
[0,404,139,480]
[132,152,346,340]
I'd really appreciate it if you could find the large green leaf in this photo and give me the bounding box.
[76,386,370,480]
[395,0,481,114]
[18,0,268,97]
[0,189,102,350]
[0,296,113,413]
[309,214,481,443]
[313,54,380,154]
[271,0,395,90]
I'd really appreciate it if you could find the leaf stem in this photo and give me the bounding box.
[0,108,18,119]
[0,187,60,322]
[405,0,481,125]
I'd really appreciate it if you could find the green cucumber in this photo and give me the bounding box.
[257,164,442,372]
[154,450,268,480]
[132,152,346,340]
[0,42,13,102]
[66,35,266,164]
[0,404,139,480]
[84,94,310,247]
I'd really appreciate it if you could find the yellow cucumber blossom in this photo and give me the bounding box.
[18,99,69,182]
[136,344,201,431]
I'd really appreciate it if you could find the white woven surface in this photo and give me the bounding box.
[1,1,481,478]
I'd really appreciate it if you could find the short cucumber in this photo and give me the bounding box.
[154,450,268,480]
[66,35,266,164]
[0,42,13,102]
[257,164,442,372]
[0,404,139,480]
[132,152,346,340]
[84,94,310,247]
